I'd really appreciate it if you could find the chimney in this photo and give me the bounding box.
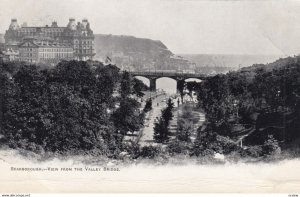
[51,21,58,27]
[67,18,76,30]
[9,18,19,30]
[82,18,88,29]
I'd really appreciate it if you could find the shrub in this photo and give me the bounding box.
[123,141,141,159]
[213,135,238,154]
[177,118,192,142]
[191,127,238,157]
[191,142,215,157]
[167,140,190,156]
[244,145,263,158]
[140,145,162,159]
[262,135,281,156]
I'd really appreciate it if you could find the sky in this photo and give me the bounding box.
[1,0,300,56]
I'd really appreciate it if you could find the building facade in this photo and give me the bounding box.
[4,18,95,62]
[18,38,74,64]
[0,48,19,62]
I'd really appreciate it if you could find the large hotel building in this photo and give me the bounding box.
[3,18,95,64]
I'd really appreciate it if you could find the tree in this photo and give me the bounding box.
[177,79,185,103]
[1,61,123,155]
[113,71,148,137]
[191,127,216,157]
[120,71,132,99]
[153,98,174,143]
[177,105,194,142]
[111,98,143,136]
[162,98,174,126]
[153,116,168,143]
[186,81,201,99]
[132,78,147,97]
[143,98,152,113]
[95,64,120,106]
[177,118,192,142]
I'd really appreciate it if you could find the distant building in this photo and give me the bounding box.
[4,18,95,63]
[0,51,8,62]
[169,55,195,71]
[18,38,74,64]
[1,48,19,61]
[0,43,5,51]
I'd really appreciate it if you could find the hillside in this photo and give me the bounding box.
[94,34,188,71]
[1,32,287,73]
[94,34,172,59]
[0,33,192,71]
[241,55,300,72]
[181,54,282,73]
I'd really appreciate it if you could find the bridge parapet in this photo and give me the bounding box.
[128,71,208,79]
[124,70,209,91]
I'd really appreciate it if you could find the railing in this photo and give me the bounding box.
[128,71,208,78]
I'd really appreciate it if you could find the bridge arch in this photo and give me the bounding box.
[128,70,209,92]
[184,78,202,83]
[156,77,177,94]
[133,76,150,88]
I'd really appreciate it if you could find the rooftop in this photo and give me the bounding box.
[19,39,73,48]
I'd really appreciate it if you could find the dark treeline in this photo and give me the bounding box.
[0,60,147,156]
[0,56,300,161]
[193,56,300,157]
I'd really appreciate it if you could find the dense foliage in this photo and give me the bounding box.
[1,55,300,161]
[0,61,145,155]
[194,56,300,154]
[153,98,174,143]
[177,105,194,142]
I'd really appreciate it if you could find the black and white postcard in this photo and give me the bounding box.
[0,0,300,195]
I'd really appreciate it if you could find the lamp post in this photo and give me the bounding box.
[233,99,239,124]
[276,90,281,97]
[276,90,281,111]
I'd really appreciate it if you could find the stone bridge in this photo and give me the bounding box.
[128,71,209,91]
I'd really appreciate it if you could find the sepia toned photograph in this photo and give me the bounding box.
[0,0,300,195]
